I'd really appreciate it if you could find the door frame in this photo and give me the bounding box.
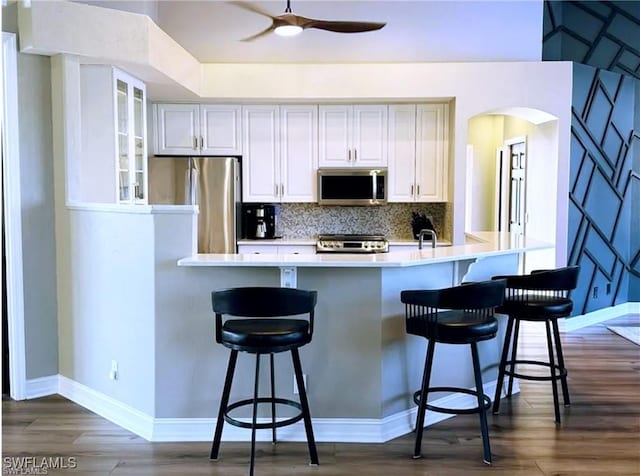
[496,136,528,273]
[2,32,27,400]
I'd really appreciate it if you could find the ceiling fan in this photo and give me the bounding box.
[234,0,386,41]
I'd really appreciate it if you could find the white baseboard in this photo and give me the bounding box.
[58,375,154,440]
[25,375,59,399]
[54,375,508,443]
[560,302,640,332]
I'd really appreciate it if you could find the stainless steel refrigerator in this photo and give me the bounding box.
[148,156,241,253]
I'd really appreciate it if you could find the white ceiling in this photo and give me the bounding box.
[79,0,544,64]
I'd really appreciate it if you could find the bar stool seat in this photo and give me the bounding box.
[401,279,506,464]
[415,310,499,343]
[499,295,573,318]
[492,266,580,424]
[221,319,310,350]
[210,287,318,476]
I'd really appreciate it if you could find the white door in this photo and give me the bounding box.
[352,105,388,167]
[242,105,280,202]
[200,105,242,156]
[387,104,417,202]
[318,105,351,167]
[154,103,200,155]
[508,141,527,235]
[280,105,318,202]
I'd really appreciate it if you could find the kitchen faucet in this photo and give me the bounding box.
[418,229,437,249]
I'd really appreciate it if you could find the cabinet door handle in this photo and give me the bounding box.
[411,184,414,196]
[275,184,279,196]
[417,184,420,196]
[348,149,351,161]
[200,136,203,149]
[193,136,198,150]
[354,149,357,161]
[281,183,284,196]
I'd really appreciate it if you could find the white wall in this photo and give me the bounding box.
[58,208,156,414]
[466,115,504,231]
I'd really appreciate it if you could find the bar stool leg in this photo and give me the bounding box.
[414,338,436,459]
[545,320,561,424]
[551,319,570,406]
[471,342,492,464]
[507,319,520,398]
[291,348,319,466]
[493,316,514,415]
[211,350,238,460]
[249,353,261,476]
[270,353,277,444]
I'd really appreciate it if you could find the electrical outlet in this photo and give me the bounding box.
[109,360,118,380]
[592,286,598,299]
[293,374,307,395]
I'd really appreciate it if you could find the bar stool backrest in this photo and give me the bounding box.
[493,265,580,299]
[211,287,317,343]
[401,280,506,337]
[401,280,507,310]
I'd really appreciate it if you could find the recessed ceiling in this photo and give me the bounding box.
[79,0,543,64]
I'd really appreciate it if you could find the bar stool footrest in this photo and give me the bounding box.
[503,359,567,381]
[413,386,491,415]
[224,397,303,430]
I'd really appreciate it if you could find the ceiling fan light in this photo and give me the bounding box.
[274,24,303,37]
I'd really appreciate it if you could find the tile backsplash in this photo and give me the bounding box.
[278,203,449,241]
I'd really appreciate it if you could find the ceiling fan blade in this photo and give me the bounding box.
[240,24,277,42]
[302,19,386,34]
[231,1,276,20]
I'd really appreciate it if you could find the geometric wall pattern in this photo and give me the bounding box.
[543,1,640,81]
[569,65,638,313]
[544,1,640,313]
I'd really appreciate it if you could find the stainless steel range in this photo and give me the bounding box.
[316,234,389,254]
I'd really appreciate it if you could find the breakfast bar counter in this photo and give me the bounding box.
[148,231,552,443]
[179,232,550,269]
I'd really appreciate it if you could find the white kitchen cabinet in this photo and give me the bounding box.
[80,66,147,204]
[237,244,315,255]
[387,104,417,202]
[153,104,241,156]
[237,244,279,254]
[388,103,449,202]
[318,105,387,167]
[242,105,317,203]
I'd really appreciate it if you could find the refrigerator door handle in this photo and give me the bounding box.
[186,157,198,205]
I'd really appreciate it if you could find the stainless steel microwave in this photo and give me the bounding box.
[318,168,387,206]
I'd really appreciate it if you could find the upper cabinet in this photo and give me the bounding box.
[242,105,318,203]
[152,101,448,204]
[80,66,147,204]
[153,104,242,156]
[318,105,388,167]
[388,103,449,202]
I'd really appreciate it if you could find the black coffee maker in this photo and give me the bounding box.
[242,204,280,239]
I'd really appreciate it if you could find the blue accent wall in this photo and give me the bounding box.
[569,65,637,312]
[544,1,640,311]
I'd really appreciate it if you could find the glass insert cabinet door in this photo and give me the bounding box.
[114,70,147,204]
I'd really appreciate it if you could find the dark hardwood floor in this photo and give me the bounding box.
[3,314,640,475]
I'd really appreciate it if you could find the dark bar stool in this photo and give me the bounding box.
[401,279,506,464]
[210,287,318,476]
[491,266,580,424]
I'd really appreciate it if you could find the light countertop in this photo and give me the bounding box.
[179,232,552,268]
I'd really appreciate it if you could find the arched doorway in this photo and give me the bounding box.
[466,107,559,273]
